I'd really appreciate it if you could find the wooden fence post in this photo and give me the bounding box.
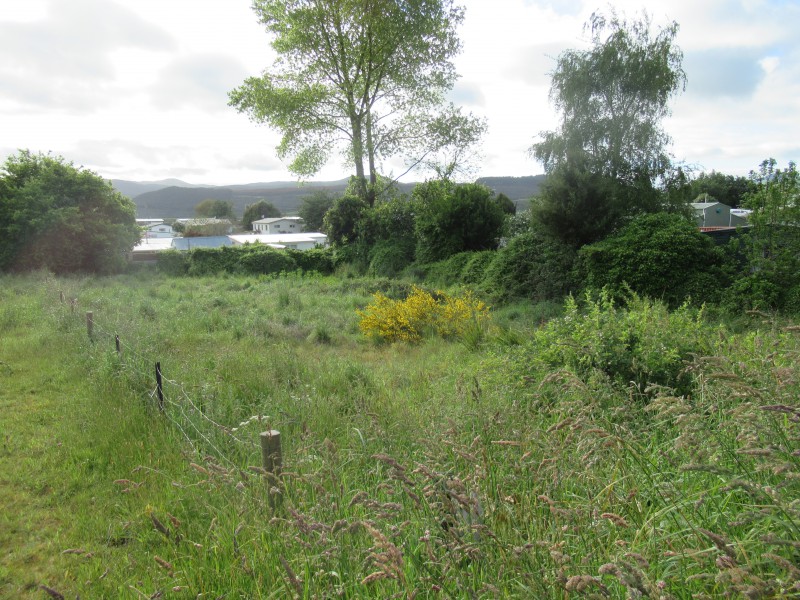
[155,362,164,411]
[260,430,282,477]
[115,335,121,356]
[260,430,283,508]
[86,311,93,341]
[59,290,64,304]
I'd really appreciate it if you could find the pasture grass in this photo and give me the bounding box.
[0,271,798,599]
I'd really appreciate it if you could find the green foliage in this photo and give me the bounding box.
[483,228,578,302]
[531,11,685,187]
[286,247,335,274]
[229,0,484,203]
[731,159,800,311]
[182,219,234,237]
[689,170,756,208]
[298,190,336,231]
[242,200,281,230]
[413,181,505,263]
[323,194,368,246]
[494,192,516,215]
[579,213,730,306]
[532,163,642,247]
[460,250,496,285]
[194,198,235,219]
[156,249,189,276]
[367,238,415,278]
[528,291,716,395]
[238,247,298,275]
[530,12,686,246]
[0,150,140,274]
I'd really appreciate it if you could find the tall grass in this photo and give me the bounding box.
[1,271,798,598]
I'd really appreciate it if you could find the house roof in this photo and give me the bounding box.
[691,202,726,210]
[171,236,235,251]
[131,237,175,252]
[229,233,327,246]
[252,216,304,225]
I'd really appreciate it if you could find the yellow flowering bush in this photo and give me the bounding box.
[358,286,490,343]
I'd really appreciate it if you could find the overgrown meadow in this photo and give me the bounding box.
[1,271,799,599]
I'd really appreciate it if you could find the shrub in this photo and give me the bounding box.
[357,286,490,343]
[528,290,718,396]
[578,213,731,307]
[367,238,415,278]
[421,252,474,287]
[156,249,189,276]
[287,247,335,274]
[483,228,577,302]
[461,251,496,285]
[238,248,298,275]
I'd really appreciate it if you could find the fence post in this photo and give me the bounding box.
[86,311,93,341]
[260,430,283,507]
[115,335,121,356]
[60,290,64,304]
[155,362,164,411]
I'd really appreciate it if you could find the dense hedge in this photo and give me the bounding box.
[157,245,335,277]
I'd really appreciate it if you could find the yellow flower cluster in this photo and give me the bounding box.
[358,286,490,343]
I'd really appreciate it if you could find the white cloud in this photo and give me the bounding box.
[1,0,799,183]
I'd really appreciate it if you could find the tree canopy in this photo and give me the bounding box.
[529,11,686,246]
[299,190,336,232]
[229,0,485,205]
[195,199,235,219]
[532,11,685,186]
[242,200,281,230]
[0,150,141,274]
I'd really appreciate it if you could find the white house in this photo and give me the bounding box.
[144,223,176,238]
[229,232,328,250]
[252,217,305,234]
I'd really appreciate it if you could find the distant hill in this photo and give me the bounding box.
[476,175,546,203]
[111,178,207,199]
[117,176,546,219]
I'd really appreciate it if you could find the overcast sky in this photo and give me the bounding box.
[1,0,798,185]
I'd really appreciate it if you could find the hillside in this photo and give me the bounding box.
[118,175,546,219]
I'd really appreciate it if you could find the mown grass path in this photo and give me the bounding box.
[0,295,83,598]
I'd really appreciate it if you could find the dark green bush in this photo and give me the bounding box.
[287,247,335,274]
[421,252,474,287]
[156,249,189,276]
[461,251,496,285]
[367,238,415,278]
[483,229,577,302]
[578,213,730,307]
[186,247,241,276]
[238,248,298,275]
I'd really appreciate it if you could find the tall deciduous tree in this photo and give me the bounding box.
[530,11,686,246]
[229,0,484,206]
[0,150,140,274]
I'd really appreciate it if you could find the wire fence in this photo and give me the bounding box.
[53,287,269,473]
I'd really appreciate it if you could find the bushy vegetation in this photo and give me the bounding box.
[579,213,731,307]
[0,150,140,274]
[157,244,335,277]
[358,285,490,343]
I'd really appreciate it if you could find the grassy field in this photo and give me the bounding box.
[1,271,798,599]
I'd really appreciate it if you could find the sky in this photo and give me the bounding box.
[1,0,798,186]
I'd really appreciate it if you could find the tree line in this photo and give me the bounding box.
[1,3,797,314]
